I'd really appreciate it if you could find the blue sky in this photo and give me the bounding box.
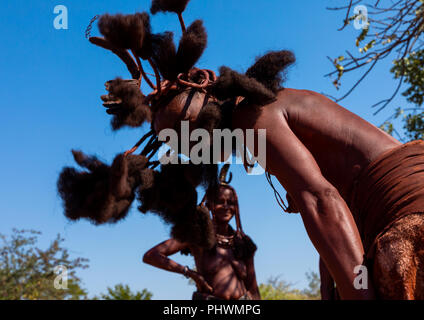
[0,0,410,299]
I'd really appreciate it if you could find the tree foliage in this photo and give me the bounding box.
[0,229,89,300]
[327,0,424,140]
[303,271,321,299]
[259,272,321,300]
[98,284,153,300]
[392,49,424,106]
[0,229,154,300]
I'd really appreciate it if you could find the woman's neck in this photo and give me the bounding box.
[215,223,231,236]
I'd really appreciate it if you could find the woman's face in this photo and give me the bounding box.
[211,187,237,224]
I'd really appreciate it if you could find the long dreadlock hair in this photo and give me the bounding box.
[58,0,295,249]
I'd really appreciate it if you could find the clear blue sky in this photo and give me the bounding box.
[0,0,409,299]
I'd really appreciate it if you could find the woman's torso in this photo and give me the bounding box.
[192,245,248,300]
[233,88,402,200]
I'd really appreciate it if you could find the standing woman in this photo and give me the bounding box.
[143,166,260,300]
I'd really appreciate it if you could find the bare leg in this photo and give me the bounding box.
[319,257,339,300]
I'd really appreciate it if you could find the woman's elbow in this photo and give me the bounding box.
[142,250,155,264]
[298,185,343,216]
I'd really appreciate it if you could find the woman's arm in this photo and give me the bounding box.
[143,239,189,274]
[244,257,261,300]
[263,115,375,300]
[143,239,213,293]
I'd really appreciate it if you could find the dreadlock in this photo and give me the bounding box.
[57,151,150,225]
[150,32,178,80]
[137,161,218,249]
[98,13,151,54]
[58,149,218,248]
[246,50,296,93]
[210,67,276,105]
[102,78,152,130]
[151,0,190,15]
[194,102,222,137]
[171,205,216,249]
[176,20,207,75]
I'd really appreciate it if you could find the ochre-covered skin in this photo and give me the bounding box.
[153,87,424,299]
[232,88,404,299]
